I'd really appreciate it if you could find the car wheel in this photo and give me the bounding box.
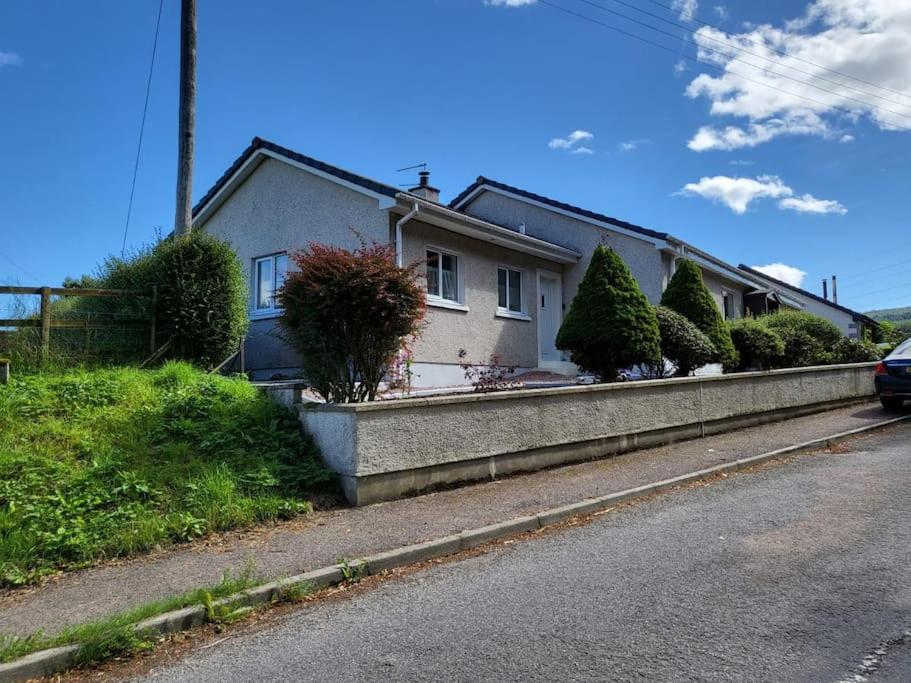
[880,396,905,412]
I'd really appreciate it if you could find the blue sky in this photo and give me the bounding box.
[1,0,909,312]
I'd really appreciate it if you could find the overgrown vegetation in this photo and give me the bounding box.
[0,362,333,587]
[661,259,737,369]
[556,245,661,382]
[0,567,262,665]
[651,306,716,377]
[2,232,249,371]
[279,240,425,402]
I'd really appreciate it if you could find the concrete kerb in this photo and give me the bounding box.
[2,414,907,683]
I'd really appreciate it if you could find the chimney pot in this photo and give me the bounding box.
[408,170,440,203]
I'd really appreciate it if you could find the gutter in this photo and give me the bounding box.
[395,202,419,267]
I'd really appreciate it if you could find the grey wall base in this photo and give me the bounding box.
[338,396,868,506]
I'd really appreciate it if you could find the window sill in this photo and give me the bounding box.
[427,299,469,313]
[496,309,532,322]
[251,310,282,321]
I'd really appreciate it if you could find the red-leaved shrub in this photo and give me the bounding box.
[279,241,425,402]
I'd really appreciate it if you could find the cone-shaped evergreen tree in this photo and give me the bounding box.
[556,245,661,381]
[660,258,736,368]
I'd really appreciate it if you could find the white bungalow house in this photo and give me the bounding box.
[193,137,874,382]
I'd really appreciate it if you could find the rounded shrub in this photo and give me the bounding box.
[654,306,716,377]
[831,337,882,363]
[660,259,736,369]
[760,310,842,367]
[279,241,425,403]
[556,245,661,382]
[49,232,248,368]
[150,233,249,367]
[726,318,785,372]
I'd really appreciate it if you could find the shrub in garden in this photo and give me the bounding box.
[53,232,249,368]
[831,337,882,363]
[760,310,842,367]
[279,241,425,402]
[660,259,736,369]
[148,233,249,366]
[651,306,716,377]
[555,245,661,382]
[726,318,785,372]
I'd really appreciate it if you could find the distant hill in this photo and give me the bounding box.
[865,306,911,323]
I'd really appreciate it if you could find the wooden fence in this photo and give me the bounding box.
[0,285,158,359]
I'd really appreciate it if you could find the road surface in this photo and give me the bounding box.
[140,423,911,682]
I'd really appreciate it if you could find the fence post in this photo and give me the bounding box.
[149,285,158,354]
[40,286,51,361]
[239,336,245,375]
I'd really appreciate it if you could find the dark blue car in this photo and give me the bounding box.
[875,338,911,411]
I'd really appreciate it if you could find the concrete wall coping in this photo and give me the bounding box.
[302,362,878,413]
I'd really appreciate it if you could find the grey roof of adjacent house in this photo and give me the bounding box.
[738,264,878,326]
[449,176,671,242]
[192,137,401,217]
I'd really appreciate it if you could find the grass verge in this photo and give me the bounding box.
[0,362,335,588]
[0,564,314,667]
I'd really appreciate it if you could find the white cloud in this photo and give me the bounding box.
[0,51,22,67]
[687,113,830,151]
[485,0,536,6]
[729,159,754,165]
[618,138,653,151]
[673,59,688,76]
[549,129,594,152]
[678,174,846,215]
[672,0,698,22]
[778,194,847,214]
[752,263,808,287]
[684,1,911,150]
[571,146,594,155]
[679,175,791,213]
[840,133,855,142]
[714,5,729,22]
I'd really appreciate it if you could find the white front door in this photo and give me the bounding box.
[538,272,562,364]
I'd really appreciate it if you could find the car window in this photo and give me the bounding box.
[890,338,911,358]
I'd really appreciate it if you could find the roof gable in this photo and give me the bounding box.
[193,137,399,225]
[450,176,670,242]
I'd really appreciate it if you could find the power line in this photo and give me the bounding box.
[562,0,911,126]
[121,0,165,257]
[579,0,911,112]
[537,0,911,127]
[640,0,911,103]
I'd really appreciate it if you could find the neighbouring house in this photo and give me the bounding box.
[738,265,877,339]
[193,137,872,382]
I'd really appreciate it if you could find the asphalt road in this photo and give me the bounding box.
[140,423,911,682]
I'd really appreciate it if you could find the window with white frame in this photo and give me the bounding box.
[426,248,460,303]
[497,267,524,314]
[253,253,289,314]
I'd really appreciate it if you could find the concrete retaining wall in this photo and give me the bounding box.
[296,363,877,505]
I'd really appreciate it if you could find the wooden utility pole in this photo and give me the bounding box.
[174,0,196,235]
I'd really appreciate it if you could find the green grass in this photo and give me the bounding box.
[0,565,309,665]
[0,362,335,588]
